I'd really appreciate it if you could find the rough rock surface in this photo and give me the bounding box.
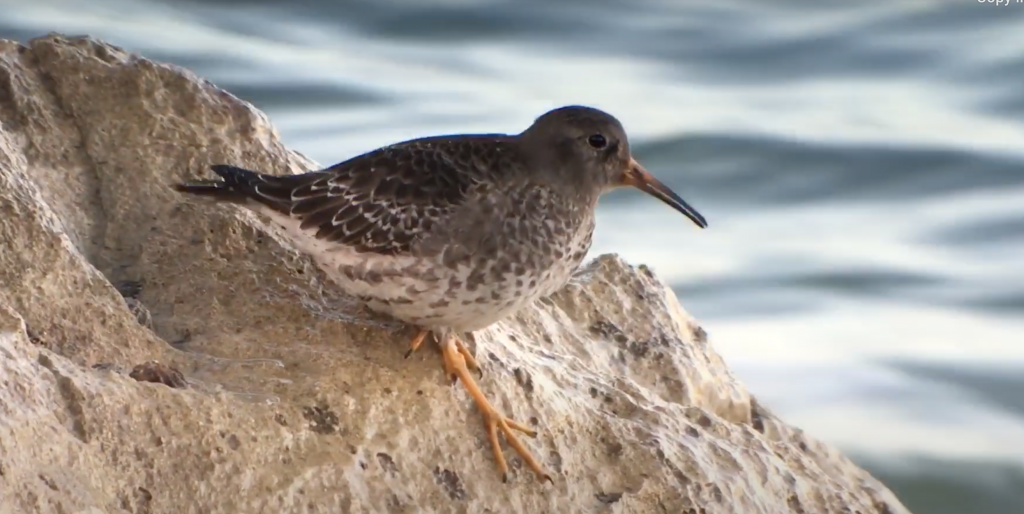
[0,34,910,514]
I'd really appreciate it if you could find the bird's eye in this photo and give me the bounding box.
[587,134,607,149]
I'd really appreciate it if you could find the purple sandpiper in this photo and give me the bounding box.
[174,105,708,484]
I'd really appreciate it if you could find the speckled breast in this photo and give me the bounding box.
[354,216,595,333]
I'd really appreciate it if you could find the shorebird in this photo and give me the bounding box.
[174,105,707,483]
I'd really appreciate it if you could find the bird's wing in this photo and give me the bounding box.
[188,137,511,256]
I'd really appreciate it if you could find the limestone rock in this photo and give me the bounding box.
[0,34,910,514]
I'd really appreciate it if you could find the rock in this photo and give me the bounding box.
[128,361,188,389]
[0,34,910,514]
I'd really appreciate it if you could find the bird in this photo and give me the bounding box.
[173,105,708,484]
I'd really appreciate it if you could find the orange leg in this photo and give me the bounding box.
[439,332,552,484]
[405,328,481,379]
[403,329,430,359]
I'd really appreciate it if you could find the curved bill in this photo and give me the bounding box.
[623,158,708,229]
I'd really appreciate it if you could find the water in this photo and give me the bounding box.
[2,1,1023,512]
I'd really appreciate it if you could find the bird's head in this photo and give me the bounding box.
[520,105,707,229]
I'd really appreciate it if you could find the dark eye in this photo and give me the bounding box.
[587,134,607,149]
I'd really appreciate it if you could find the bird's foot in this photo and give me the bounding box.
[406,329,481,379]
[403,329,430,359]
[440,333,553,484]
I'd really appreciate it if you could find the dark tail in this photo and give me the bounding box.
[173,164,267,205]
[175,164,334,219]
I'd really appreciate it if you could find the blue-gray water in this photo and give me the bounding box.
[3,1,1023,512]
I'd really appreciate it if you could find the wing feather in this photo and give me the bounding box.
[176,135,514,256]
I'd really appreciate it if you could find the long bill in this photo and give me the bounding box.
[623,158,708,229]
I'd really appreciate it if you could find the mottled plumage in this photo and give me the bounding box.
[174,104,708,484]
